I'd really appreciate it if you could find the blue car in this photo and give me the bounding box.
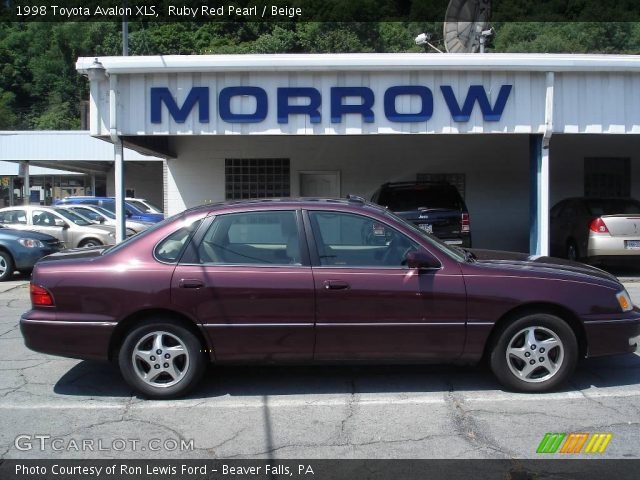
[53,197,164,223]
[0,225,62,281]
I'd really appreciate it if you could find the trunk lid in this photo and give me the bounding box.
[599,215,640,237]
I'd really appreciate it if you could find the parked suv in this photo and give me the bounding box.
[54,197,164,223]
[371,182,471,247]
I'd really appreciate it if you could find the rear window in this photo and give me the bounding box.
[377,185,463,211]
[585,199,640,216]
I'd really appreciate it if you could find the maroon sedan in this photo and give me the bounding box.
[20,197,640,398]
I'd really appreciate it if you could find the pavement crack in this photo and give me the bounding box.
[445,387,516,459]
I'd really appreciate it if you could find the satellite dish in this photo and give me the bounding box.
[443,0,491,53]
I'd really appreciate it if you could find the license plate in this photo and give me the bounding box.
[625,240,640,249]
[418,223,433,234]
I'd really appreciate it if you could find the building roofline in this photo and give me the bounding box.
[77,53,640,75]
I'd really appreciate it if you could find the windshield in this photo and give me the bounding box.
[53,208,92,226]
[585,199,640,216]
[94,206,116,219]
[383,209,467,262]
[128,199,162,213]
[377,185,463,211]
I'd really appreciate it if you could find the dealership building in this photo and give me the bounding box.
[74,53,640,254]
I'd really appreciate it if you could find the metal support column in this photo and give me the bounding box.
[23,161,30,206]
[114,139,126,242]
[529,135,550,256]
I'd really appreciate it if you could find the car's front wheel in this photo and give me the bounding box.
[0,251,14,281]
[489,313,578,392]
[118,319,207,399]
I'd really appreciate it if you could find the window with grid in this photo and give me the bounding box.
[584,157,630,198]
[225,158,290,200]
[416,173,466,199]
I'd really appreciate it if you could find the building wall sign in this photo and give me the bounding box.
[150,85,513,125]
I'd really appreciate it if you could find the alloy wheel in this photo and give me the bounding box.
[0,257,6,276]
[131,331,190,388]
[505,326,564,383]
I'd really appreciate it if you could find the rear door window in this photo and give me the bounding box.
[197,211,302,265]
[0,209,27,225]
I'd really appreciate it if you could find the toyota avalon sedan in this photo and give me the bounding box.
[20,197,640,398]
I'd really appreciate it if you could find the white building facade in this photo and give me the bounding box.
[76,53,640,253]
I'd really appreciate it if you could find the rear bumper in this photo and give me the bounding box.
[583,309,640,357]
[588,235,640,258]
[20,312,114,361]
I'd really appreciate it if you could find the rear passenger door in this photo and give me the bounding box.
[171,209,316,362]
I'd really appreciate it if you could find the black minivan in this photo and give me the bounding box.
[371,182,471,247]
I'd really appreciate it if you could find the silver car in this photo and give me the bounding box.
[58,204,153,234]
[0,206,116,248]
[550,197,640,264]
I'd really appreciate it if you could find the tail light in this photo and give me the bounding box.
[30,284,54,307]
[589,217,610,233]
[461,212,470,233]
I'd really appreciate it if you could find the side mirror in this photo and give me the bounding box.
[54,218,68,229]
[405,250,441,270]
[126,211,132,218]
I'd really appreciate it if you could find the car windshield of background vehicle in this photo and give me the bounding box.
[94,206,116,219]
[128,200,152,212]
[377,186,462,211]
[383,210,466,262]
[585,199,640,216]
[53,208,92,226]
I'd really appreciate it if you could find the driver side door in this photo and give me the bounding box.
[307,210,466,362]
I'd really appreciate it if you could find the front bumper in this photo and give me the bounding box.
[20,312,115,361]
[583,309,640,357]
[14,247,61,270]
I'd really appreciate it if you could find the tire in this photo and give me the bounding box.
[566,241,579,262]
[0,251,15,282]
[79,239,102,248]
[489,313,578,392]
[118,318,207,399]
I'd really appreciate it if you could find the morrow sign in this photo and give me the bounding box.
[150,85,513,124]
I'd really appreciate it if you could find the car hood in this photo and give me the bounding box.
[467,248,621,288]
[37,245,107,262]
[0,228,58,241]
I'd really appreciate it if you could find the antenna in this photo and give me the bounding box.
[443,0,492,53]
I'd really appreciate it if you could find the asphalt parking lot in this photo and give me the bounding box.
[0,272,639,459]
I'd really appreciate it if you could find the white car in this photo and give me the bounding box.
[0,205,116,248]
[125,197,163,214]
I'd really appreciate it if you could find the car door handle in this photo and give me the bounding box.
[323,280,350,290]
[179,279,204,289]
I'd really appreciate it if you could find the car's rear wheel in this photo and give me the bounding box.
[489,313,578,392]
[0,251,14,282]
[118,319,206,399]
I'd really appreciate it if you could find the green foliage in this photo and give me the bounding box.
[0,18,640,130]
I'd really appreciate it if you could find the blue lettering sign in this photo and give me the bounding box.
[440,85,512,122]
[384,86,433,122]
[150,87,209,124]
[330,87,375,123]
[219,86,268,123]
[277,88,322,124]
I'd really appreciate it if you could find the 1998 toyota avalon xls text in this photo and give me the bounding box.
[20,197,640,398]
